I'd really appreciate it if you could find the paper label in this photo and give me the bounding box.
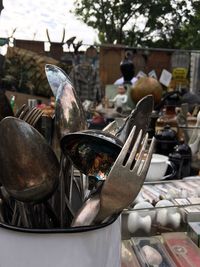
[159,69,172,87]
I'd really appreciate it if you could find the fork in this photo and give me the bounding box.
[71,126,155,226]
[15,105,43,127]
[95,125,155,223]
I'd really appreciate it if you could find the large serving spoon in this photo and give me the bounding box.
[45,64,87,140]
[0,117,59,203]
[0,117,60,227]
[45,64,87,226]
[45,64,67,97]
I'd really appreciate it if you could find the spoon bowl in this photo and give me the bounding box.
[45,64,87,139]
[61,130,123,180]
[0,117,60,203]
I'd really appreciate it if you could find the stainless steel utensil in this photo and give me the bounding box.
[96,126,155,222]
[71,193,101,227]
[116,95,154,144]
[16,105,43,127]
[45,64,67,97]
[60,130,123,181]
[45,64,87,226]
[72,127,155,226]
[0,117,59,203]
[102,118,124,135]
[45,64,87,140]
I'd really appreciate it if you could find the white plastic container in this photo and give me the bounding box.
[0,217,121,267]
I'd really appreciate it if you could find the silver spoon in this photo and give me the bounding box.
[0,117,60,227]
[45,64,87,226]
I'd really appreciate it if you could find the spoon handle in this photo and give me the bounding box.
[44,201,59,228]
[17,202,29,228]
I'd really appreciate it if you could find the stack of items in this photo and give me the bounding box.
[122,232,200,267]
[122,177,200,237]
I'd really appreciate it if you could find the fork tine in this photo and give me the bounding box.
[15,104,27,118]
[31,110,44,127]
[114,125,137,166]
[140,137,155,175]
[23,107,37,122]
[27,109,40,124]
[125,129,143,168]
[25,109,38,124]
[132,133,149,174]
[18,105,30,119]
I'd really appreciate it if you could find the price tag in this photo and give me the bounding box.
[159,69,172,87]
[148,70,158,79]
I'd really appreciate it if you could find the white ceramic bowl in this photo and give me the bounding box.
[145,154,170,181]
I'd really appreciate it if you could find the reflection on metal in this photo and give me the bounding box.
[45,64,87,139]
[0,117,59,203]
[60,130,123,180]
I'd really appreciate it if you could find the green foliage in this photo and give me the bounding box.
[73,0,199,49]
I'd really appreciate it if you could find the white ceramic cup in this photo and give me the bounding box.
[145,154,176,181]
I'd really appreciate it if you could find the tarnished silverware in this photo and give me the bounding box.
[15,104,27,118]
[15,105,44,127]
[71,193,100,227]
[17,105,30,120]
[96,127,155,223]
[0,117,59,203]
[45,64,87,140]
[26,108,43,127]
[116,95,154,144]
[72,126,155,226]
[45,64,67,97]
[102,118,124,135]
[45,64,87,226]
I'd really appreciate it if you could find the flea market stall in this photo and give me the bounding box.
[0,45,200,267]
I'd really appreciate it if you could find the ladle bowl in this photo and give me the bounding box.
[0,117,60,203]
[60,130,123,180]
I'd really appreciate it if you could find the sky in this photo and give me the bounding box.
[0,0,98,45]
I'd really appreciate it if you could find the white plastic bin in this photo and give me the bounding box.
[0,217,121,267]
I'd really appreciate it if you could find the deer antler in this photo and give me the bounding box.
[61,28,66,44]
[46,29,51,43]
